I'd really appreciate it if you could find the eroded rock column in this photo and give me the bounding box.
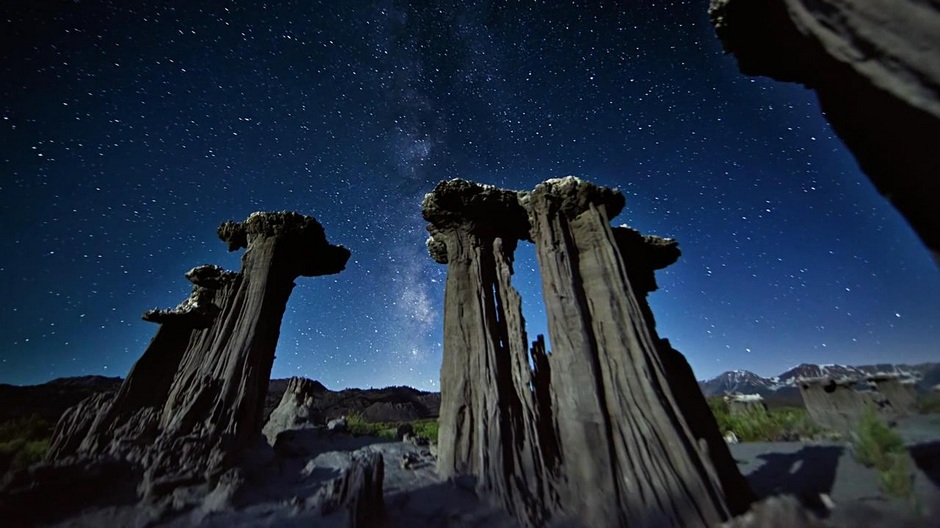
[525,177,731,527]
[422,180,557,526]
[613,225,756,516]
[46,211,350,500]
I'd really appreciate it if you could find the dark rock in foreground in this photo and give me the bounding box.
[709,0,940,263]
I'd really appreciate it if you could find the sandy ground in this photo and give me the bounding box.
[44,428,515,528]
[729,413,940,526]
[38,414,940,527]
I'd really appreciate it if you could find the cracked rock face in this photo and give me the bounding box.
[799,374,918,432]
[425,176,748,527]
[262,377,325,445]
[709,0,940,262]
[44,211,349,505]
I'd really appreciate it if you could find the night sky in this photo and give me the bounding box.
[2,1,937,391]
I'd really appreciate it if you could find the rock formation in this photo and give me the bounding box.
[423,177,750,527]
[868,375,918,416]
[44,212,350,503]
[709,0,940,262]
[799,374,916,432]
[263,376,325,444]
[317,452,385,528]
[612,225,756,514]
[422,179,555,524]
[725,394,769,416]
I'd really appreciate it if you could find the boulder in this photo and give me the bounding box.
[262,376,325,444]
[328,417,348,432]
[396,423,414,441]
[318,452,385,528]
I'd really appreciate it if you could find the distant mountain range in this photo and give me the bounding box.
[0,376,440,427]
[698,362,940,405]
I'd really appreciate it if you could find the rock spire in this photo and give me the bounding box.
[45,211,349,501]
[424,176,751,527]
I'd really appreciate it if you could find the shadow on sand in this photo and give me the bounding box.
[908,440,940,488]
[744,445,843,515]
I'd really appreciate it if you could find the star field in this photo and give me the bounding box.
[2,0,937,390]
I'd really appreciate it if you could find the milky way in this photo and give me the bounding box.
[2,1,937,390]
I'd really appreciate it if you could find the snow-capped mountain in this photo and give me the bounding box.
[697,370,776,397]
[698,362,940,399]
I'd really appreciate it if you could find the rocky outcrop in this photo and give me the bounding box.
[42,212,349,505]
[318,452,385,528]
[423,177,749,527]
[868,375,918,416]
[263,377,325,444]
[726,394,769,416]
[799,375,912,432]
[709,0,940,262]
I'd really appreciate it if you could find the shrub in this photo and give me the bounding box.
[852,405,905,470]
[916,393,940,415]
[851,404,913,499]
[0,414,53,472]
[878,452,914,498]
[706,397,823,442]
[412,419,439,443]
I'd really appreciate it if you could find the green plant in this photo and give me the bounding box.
[851,404,913,499]
[852,405,905,470]
[878,452,914,498]
[0,415,53,472]
[412,419,439,443]
[916,393,940,415]
[705,397,824,442]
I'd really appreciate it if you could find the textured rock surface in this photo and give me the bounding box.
[422,179,554,525]
[612,224,756,515]
[41,211,349,509]
[263,377,326,444]
[318,452,385,528]
[726,394,769,416]
[800,377,888,432]
[527,177,732,526]
[424,177,747,527]
[709,0,940,262]
[800,374,919,432]
[721,495,828,528]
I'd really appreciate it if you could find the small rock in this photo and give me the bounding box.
[404,433,430,447]
[327,417,347,432]
[400,452,419,470]
[429,443,438,457]
[724,431,739,444]
[396,423,414,441]
[818,493,835,511]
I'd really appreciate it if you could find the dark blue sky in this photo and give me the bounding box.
[2,0,937,390]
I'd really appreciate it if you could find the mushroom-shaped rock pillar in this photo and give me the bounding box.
[46,211,349,502]
[422,180,556,525]
[525,176,733,527]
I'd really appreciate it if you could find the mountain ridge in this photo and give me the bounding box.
[698,361,940,399]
